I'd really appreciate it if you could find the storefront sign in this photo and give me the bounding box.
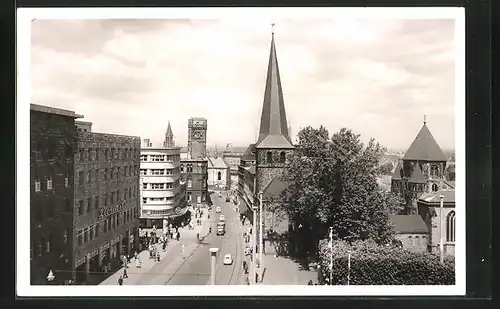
[99,200,127,220]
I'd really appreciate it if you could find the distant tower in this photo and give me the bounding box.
[163,121,175,148]
[187,117,207,158]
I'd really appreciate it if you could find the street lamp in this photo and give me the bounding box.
[252,204,258,284]
[209,247,219,285]
[258,191,264,283]
[439,194,444,265]
[347,251,351,286]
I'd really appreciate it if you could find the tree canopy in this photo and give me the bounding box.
[274,126,399,257]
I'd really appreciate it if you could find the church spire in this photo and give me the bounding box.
[164,121,175,147]
[255,24,294,149]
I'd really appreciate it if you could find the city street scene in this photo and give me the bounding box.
[24,9,461,292]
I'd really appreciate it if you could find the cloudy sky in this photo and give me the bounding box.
[30,16,457,150]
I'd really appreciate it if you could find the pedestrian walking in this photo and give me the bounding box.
[123,266,128,278]
[134,251,138,260]
[136,257,142,268]
[307,280,313,285]
[176,232,180,241]
[118,275,123,286]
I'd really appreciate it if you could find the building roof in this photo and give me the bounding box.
[241,143,256,161]
[255,33,294,150]
[166,121,173,137]
[30,103,84,118]
[262,175,291,201]
[391,161,404,180]
[418,189,455,204]
[408,164,426,184]
[389,215,428,234]
[403,121,447,162]
[208,156,228,169]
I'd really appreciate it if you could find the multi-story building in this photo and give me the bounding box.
[139,122,188,231]
[180,117,208,208]
[221,143,243,176]
[73,122,141,284]
[207,156,230,190]
[237,31,295,256]
[30,104,81,285]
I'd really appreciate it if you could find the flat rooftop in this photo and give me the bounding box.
[30,103,84,118]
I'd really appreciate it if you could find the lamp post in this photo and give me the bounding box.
[347,251,351,286]
[209,247,219,285]
[258,191,264,283]
[328,227,333,285]
[252,205,258,284]
[439,194,444,265]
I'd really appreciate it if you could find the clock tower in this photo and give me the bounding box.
[187,117,207,159]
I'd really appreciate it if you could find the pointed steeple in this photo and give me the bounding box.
[164,121,175,148]
[255,27,294,149]
[403,119,446,162]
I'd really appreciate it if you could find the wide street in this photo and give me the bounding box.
[165,191,245,285]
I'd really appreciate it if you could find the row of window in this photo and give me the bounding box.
[142,181,179,190]
[77,207,138,246]
[34,175,69,192]
[187,193,206,203]
[446,211,456,242]
[406,235,427,246]
[140,168,179,176]
[76,186,137,215]
[77,147,139,162]
[140,154,180,162]
[142,196,175,204]
[76,165,138,185]
[180,163,205,173]
[32,231,69,258]
[265,151,287,164]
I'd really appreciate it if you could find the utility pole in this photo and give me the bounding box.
[259,192,264,283]
[209,247,219,285]
[439,195,444,265]
[252,205,258,284]
[347,251,351,286]
[329,227,333,285]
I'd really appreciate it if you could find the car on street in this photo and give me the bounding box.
[225,196,230,202]
[216,206,221,213]
[244,247,251,256]
[223,254,233,265]
[219,215,225,222]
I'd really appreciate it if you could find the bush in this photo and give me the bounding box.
[318,239,455,285]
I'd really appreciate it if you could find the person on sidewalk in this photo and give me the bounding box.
[176,232,180,241]
[123,266,128,279]
[136,257,142,268]
[118,275,123,286]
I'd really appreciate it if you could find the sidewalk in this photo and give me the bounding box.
[100,209,211,285]
[260,255,318,285]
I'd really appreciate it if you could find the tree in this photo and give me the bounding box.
[276,127,397,258]
[378,162,394,175]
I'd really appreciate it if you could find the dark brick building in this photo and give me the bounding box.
[180,117,208,208]
[73,127,141,284]
[30,104,81,285]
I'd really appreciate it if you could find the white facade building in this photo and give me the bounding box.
[207,156,230,190]
[139,129,187,229]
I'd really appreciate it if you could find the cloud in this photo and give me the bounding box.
[30,16,457,150]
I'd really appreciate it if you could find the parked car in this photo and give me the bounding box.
[219,215,225,222]
[244,247,251,256]
[216,206,221,213]
[223,254,233,265]
[225,196,230,202]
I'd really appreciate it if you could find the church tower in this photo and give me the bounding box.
[255,28,295,195]
[163,121,175,148]
[187,117,207,159]
[391,117,448,214]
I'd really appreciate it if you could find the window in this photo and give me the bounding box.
[446,211,456,242]
[166,169,173,175]
[104,149,109,160]
[35,179,41,192]
[142,197,147,204]
[430,165,440,178]
[79,149,85,161]
[280,151,286,163]
[95,196,99,210]
[187,179,192,188]
[201,194,206,202]
[197,196,201,203]
[87,198,92,213]
[408,236,413,246]
[45,234,51,253]
[78,200,84,215]
[95,169,99,182]
[84,228,89,243]
[64,174,69,187]
[151,183,164,190]
[432,183,438,192]
[95,223,100,238]
[104,168,108,180]
[89,225,94,240]
[180,164,184,173]
[77,230,83,245]
[267,151,273,164]
[110,168,114,179]
[88,149,93,161]
[143,183,148,190]
[187,164,193,173]
[46,177,52,190]
[217,171,222,181]
[187,192,192,201]
[140,169,147,176]
[166,182,173,189]
[85,172,90,183]
[415,236,420,245]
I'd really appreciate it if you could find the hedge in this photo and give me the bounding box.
[318,240,455,285]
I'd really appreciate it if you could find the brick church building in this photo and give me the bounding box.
[237,30,294,256]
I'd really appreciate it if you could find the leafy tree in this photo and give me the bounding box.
[378,162,394,175]
[276,127,397,258]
